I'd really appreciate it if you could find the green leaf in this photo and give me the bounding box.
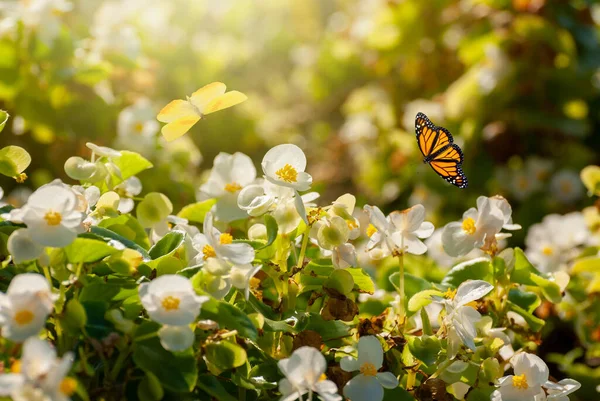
[303,313,349,342]
[408,289,444,313]
[442,257,493,287]
[196,375,237,401]
[508,289,541,314]
[507,301,545,332]
[149,231,185,259]
[90,226,151,259]
[137,371,164,401]
[177,199,217,223]
[198,298,258,341]
[133,321,198,392]
[346,267,375,294]
[511,248,562,303]
[324,269,354,296]
[389,273,432,299]
[81,301,114,339]
[64,238,119,263]
[407,334,442,366]
[0,110,8,133]
[79,281,138,303]
[571,256,600,274]
[112,150,153,181]
[97,214,151,250]
[62,299,87,334]
[204,341,247,371]
[262,214,278,248]
[0,145,31,177]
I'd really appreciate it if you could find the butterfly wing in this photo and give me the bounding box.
[161,116,201,142]
[415,112,455,158]
[203,91,248,115]
[415,112,467,188]
[429,144,468,188]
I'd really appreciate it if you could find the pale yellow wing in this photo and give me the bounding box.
[189,82,227,110]
[157,99,197,123]
[203,91,248,115]
[161,116,201,142]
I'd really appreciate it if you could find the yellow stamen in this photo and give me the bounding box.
[14,310,34,325]
[161,296,180,311]
[224,182,243,193]
[319,373,327,381]
[249,277,261,289]
[44,210,62,226]
[275,164,298,183]
[512,374,528,390]
[10,360,21,373]
[366,224,377,237]
[360,362,377,376]
[542,246,553,256]
[59,377,77,396]
[202,244,216,260]
[15,173,28,183]
[462,217,476,235]
[444,288,457,300]
[465,301,478,309]
[219,233,233,245]
[347,220,358,230]
[134,122,144,133]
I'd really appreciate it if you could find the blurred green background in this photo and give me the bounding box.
[0,0,599,242]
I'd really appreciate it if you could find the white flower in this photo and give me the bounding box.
[550,170,584,204]
[139,274,208,327]
[341,336,398,401]
[7,229,46,264]
[115,98,158,156]
[86,142,122,159]
[425,229,455,268]
[158,325,196,352]
[442,196,519,257]
[115,176,142,213]
[331,243,358,269]
[199,152,257,222]
[229,264,262,300]
[0,273,57,342]
[17,185,83,248]
[491,353,549,401]
[262,144,312,192]
[191,212,254,272]
[442,280,493,358]
[277,346,341,401]
[526,212,590,273]
[1,0,72,46]
[544,379,581,401]
[0,337,76,401]
[364,204,434,257]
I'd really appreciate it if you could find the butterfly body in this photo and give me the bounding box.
[415,112,468,188]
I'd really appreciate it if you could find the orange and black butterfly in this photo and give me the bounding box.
[415,112,468,188]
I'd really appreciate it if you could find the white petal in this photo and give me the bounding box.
[363,205,389,232]
[511,353,549,387]
[415,221,434,238]
[358,335,383,370]
[402,234,428,255]
[218,242,255,265]
[343,374,384,401]
[442,222,477,257]
[376,371,399,389]
[0,374,25,396]
[262,144,307,175]
[455,280,494,307]
[26,221,77,248]
[340,356,360,372]
[158,325,194,351]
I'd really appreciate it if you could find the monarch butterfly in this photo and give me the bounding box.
[415,112,468,188]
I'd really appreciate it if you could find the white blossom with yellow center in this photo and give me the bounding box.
[190,212,255,272]
[340,336,399,401]
[441,279,493,358]
[261,144,312,191]
[492,353,554,401]
[0,273,57,342]
[139,274,208,327]
[0,337,76,401]
[199,152,257,222]
[277,346,342,401]
[363,204,434,260]
[526,212,591,273]
[442,196,520,258]
[19,185,83,248]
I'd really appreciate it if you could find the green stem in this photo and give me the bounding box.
[109,345,131,381]
[430,358,453,379]
[296,232,310,271]
[397,252,406,329]
[42,265,52,285]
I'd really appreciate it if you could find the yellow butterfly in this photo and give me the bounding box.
[157,82,247,142]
